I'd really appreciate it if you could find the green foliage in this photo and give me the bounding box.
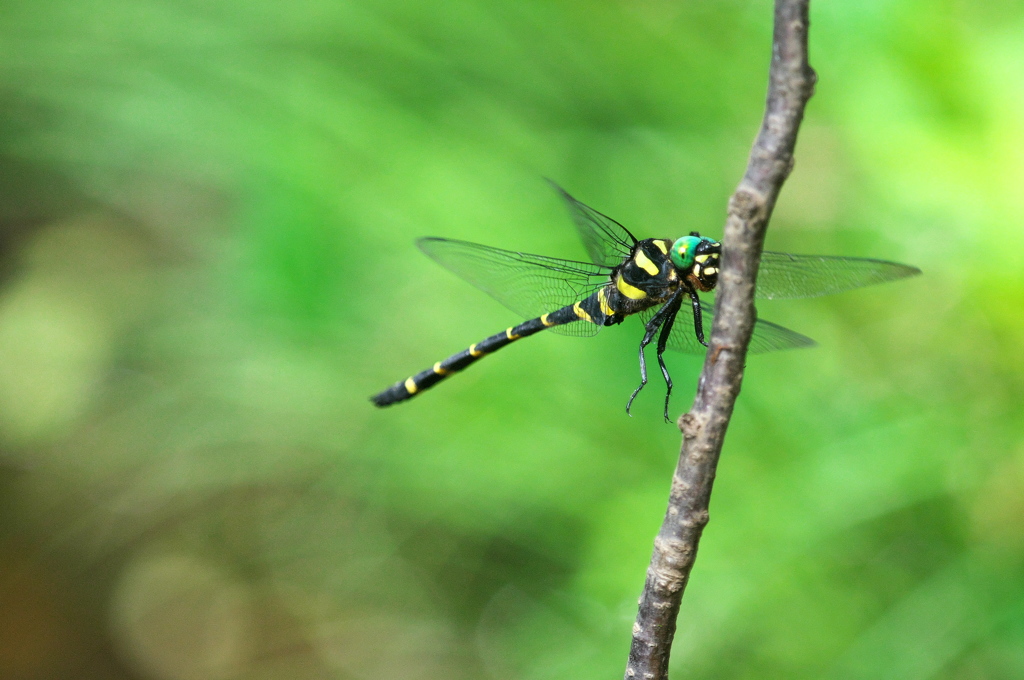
[1,1,1023,678]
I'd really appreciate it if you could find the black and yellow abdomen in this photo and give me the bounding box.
[371,287,620,406]
[374,292,598,403]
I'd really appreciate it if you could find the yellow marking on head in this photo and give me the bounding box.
[653,240,669,254]
[540,313,554,327]
[616,277,648,300]
[633,249,660,276]
[469,344,485,357]
[505,327,521,340]
[404,377,418,394]
[573,301,594,323]
[598,287,615,316]
[695,254,710,263]
[667,269,678,281]
[433,362,450,376]
[704,267,718,276]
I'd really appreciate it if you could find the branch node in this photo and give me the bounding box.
[680,510,710,530]
[677,412,700,437]
[727,188,766,222]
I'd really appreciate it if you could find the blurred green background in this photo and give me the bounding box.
[1,0,1023,678]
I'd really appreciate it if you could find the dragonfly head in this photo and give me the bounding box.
[671,233,721,291]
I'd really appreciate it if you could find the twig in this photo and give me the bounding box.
[624,2,816,679]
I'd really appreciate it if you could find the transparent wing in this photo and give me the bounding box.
[642,301,816,355]
[757,251,921,300]
[417,237,612,337]
[549,181,638,268]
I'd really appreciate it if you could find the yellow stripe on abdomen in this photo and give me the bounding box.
[573,301,594,323]
[598,287,615,316]
[616,277,648,300]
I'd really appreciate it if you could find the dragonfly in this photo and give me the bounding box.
[371,183,920,420]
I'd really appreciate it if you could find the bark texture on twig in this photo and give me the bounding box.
[624,2,815,679]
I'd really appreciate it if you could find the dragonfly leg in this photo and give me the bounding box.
[689,289,708,347]
[656,298,683,423]
[626,291,682,416]
[626,318,660,416]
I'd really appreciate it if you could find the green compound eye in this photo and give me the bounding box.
[670,235,702,269]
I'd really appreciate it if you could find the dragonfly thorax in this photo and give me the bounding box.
[671,233,721,292]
